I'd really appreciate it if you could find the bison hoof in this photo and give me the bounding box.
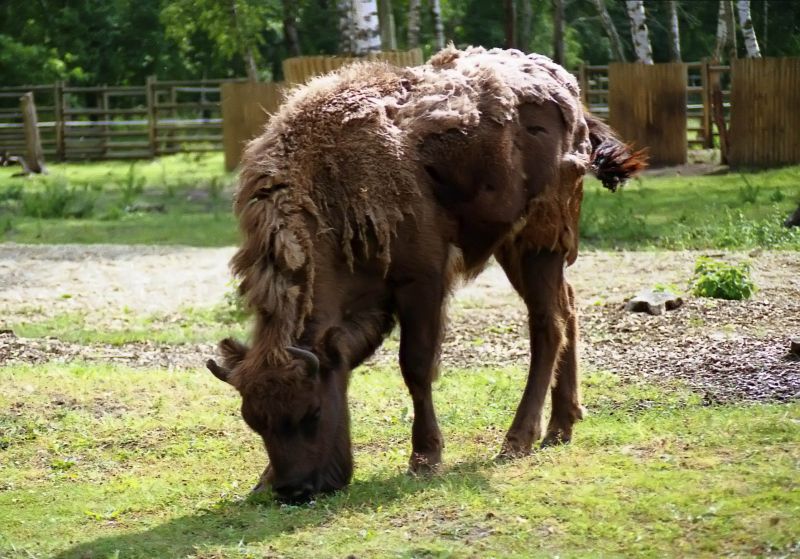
[540,431,572,448]
[408,451,442,475]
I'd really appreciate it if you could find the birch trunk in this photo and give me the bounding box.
[714,0,728,62]
[668,0,681,62]
[553,0,565,64]
[378,0,397,50]
[340,0,381,55]
[726,0,738,61]
[231,0,259,81]
[407,0,421,48]
[431,0,445,50]
[626,0,653,64]
[737,0,761,58]
[591,0,626,62]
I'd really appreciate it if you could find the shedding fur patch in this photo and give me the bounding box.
[231,47,609,364]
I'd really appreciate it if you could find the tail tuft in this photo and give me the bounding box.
[585,113,648,192]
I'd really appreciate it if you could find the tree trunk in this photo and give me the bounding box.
[714,0,728,62]
[283,0,301,57]
[407,0,421,48]
[231,0,259,80]
[591,0,626,62]
[667,0,681,62]
[20,92,46,174]
[518,0,533,51]
[552,0,565,65]
[340,0,381,55]
[378,0,397,50]
[626,0,653,64]
[431,0,445,50]
[737,0,761,58]
[504,0,517,49]
[762,0,767,54]
[726,0,738,61]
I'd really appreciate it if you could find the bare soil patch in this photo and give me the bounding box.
[1,244,797,402]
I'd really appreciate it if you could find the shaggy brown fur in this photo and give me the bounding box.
[209,46,646,501]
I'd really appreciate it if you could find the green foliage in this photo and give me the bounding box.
[738,173,761,204]
[20,177,98,219]
[121,163,146,207]
[691,257,756,301]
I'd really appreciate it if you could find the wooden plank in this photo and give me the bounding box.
[608,62,687,166]
[221,81,285,171]
[20,92,47,173]
[282,48,424,85]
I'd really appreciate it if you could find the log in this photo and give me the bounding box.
[19,92,47,174]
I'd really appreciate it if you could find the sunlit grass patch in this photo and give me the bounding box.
[1,363,797,558]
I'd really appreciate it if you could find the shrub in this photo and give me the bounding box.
[690,257,756,301]
[20,177,97,218]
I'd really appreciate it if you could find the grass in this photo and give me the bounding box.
[1,363,797,558]
[9,306,248,346]
[2,156,800,250]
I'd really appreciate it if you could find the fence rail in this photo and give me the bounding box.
[0,77,247,161]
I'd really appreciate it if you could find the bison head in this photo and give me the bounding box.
[207,338,352,503]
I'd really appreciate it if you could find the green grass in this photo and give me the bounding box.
[9,305,248,345]
[1,363,797,558]
[2,156,800,250]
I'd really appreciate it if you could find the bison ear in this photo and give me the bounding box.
[206,359,232,384]
[219,337,249,370]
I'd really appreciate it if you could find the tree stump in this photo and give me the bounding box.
[20,92,47,174]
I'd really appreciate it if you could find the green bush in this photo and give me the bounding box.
[691,257,756,300]
[20,177,98,218]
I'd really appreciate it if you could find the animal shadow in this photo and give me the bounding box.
[51,460,492,558]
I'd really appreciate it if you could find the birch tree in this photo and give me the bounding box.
[378,0,397,50]
[667,0,681,62]
[626,0,653,64]
[339,0,381,55]
[737,0,762,58]
[407,0,421,48]
[431,0,445,50]
[590,0,626,62]
[714,0,737,63]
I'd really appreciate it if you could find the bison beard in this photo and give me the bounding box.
[207,46,646,502]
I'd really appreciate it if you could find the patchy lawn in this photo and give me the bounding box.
[0,363,798,559]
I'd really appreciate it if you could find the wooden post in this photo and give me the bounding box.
[700,59,714,148]
[146,75,157,157]
[19,92,47,174]
[53,80,65,161]
[102,88,110,157]
[578,63,588,106]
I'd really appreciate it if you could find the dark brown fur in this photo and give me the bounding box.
[207,47,646,502]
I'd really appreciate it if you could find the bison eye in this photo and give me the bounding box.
[526,125,547,136]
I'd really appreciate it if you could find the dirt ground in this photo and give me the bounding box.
[1,244,798,402]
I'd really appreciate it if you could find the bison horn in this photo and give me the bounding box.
[287,346,320,378]
[206,358,231,383]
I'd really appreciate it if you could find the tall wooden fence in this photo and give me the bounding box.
[221,82,284,171]
[728,57,800,167]
[282,48,424,85]
[0,77,245,161]
[608,62,688,166]
[219,49,425,170]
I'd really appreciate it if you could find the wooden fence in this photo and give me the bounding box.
[608,62,688,166]
[0,77,246,161]
[219,49,425,170]
[728,57,800,167]
[221,82,284,171]
[579,61,731,153]
[282,48,424,85]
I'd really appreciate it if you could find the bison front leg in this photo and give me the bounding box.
[395,279,445,473]
[495,247,573,456]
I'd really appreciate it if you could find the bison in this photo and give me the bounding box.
[207,46,645,502]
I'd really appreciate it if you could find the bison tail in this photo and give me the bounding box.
[585,113,648,192]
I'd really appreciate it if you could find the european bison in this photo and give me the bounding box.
[207,47,645,502]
